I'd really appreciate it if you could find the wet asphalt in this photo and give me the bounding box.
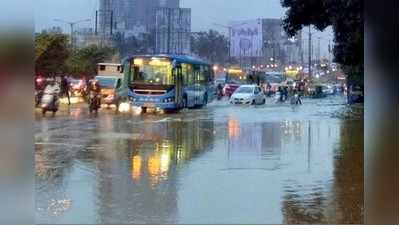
[35,95,363,224]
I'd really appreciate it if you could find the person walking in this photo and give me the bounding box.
[60,75,71,105]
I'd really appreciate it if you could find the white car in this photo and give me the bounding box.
[230,85,266,105]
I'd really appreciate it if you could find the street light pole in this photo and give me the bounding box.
[54,19,91,49]
[308,26,312,79]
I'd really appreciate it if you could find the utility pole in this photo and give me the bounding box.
[317,37,321,64]
[54,19,91,49]
[328,39,332,64]
[308,26,312,79]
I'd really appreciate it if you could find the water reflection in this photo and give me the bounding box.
[35,102,363,224]
[92,119,215,224]
[281,120,363,224]
[227,117,305,159]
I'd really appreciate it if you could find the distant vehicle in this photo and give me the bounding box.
[348,85,364,104]
[311,85,328,99]
[97,63,123,76]
[323,84,335,95]
[95,76,123,107]
[230,85,266,105]
[214,77,226,87]
[263,74,284,94]
[69,78,86,96]
[223,80,241,97]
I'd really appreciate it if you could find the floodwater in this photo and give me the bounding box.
[35,96,363,224]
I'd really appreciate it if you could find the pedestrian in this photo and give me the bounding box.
[282,86,289,101]
[60,75,71,105]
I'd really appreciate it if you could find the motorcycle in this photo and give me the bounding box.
[41,93,59,116]
[290,93,302,105]
[89,91,101,114]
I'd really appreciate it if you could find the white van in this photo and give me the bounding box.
[97,63,123,76]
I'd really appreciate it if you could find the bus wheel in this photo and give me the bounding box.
[141,107,147,113]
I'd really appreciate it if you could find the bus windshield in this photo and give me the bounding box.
[132,58,173,85]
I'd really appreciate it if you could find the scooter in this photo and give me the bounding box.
[41,93,59,116]
[89,91,101,114]
[290,93,301,105]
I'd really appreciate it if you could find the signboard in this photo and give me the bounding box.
[155,8,191,54]
[229,19,263,57]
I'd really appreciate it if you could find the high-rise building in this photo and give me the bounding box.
[133,0,180,31]
[155,7,191,54]
[98,0,180,35]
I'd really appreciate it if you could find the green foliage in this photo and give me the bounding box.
[191,30,229,63]
[35,31,116,77]
[281,0,363,82]
[35,33,70,76]
[66,45,115,77]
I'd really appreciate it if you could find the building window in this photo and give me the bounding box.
[99,65,106,71]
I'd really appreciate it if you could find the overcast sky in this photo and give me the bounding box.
[34,0,285,32]
[34,0,332,57]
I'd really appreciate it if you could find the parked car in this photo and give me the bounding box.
[230,85,266,105]
[223,80,241,97]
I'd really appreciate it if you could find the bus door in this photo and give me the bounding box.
[193,65,202,105]
[173,62,183,108]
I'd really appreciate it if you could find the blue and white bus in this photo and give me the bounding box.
[120,55,215,112]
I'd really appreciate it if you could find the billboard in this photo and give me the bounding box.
[155,8,191,54]
[229,19,263,57]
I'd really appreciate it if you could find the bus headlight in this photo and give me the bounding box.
[118,102,131,113]
[163,97,174,103]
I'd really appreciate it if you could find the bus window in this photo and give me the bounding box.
[99,65,106,71]
[182,63,194,85]
[201,65,211,83]
[195,65,206,84]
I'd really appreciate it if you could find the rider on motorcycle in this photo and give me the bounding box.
[44,78,60,103]
[87,79,101,107]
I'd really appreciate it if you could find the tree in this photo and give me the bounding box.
[66,45,115,77]
[281,0,363,84]
[35,33,70,76]
[191,30,229,64]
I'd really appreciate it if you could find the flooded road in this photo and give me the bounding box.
[35,96,363,224]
